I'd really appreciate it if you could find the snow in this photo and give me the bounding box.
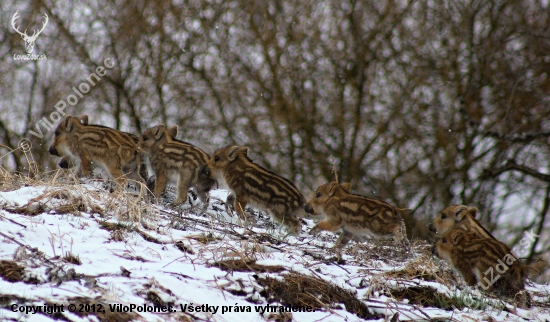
[0,183,548,321]
[0,186,47,207]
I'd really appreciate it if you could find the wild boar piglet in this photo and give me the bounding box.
[139,124,214,205]
[428,205,496,239]
[305,181,409,248]
[200,145,305,234]
[432,228,528,304]
[49,115,142,186]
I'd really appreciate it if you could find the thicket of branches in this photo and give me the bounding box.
[0,0,548,278]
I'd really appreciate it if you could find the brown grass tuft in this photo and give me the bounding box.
[146,290,174,307]
[1,168,157,224]
[0,260,25,283]
[0,260,39,284]
[0,166,29,192]
[256,272,379,319]
[187,233,220,244]
[390,286,454,309]
[63,252,82,265]
[174,240,195,254]
[99,221,131,241]
[212,259,285,273]
[0,294,27,306]
[384,253,440,282]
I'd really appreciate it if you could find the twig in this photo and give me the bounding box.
[0,231,57,266]
[483,159,550,182]
[0,214,27,228]
[333,261,351,274]
[161,271,194,279]
[0,231,25,246]
[135,228,171,244]
[330,155,339,183]
[160,208,307,254]
[213,275,227,301]
[162,255,187,268]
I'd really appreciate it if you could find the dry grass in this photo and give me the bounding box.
[256,272,380,320]
[0,260,26,283]
[99,221,168,244]
[383,251,449,282]
[186,233,220,244]
[531,298,550,309]
[264,311,293,322]
[390,286,454,309]
[63,252,82,265]
[99,221,132,242]
[146,290,175,307]
[0,166,35,192]
[11,187,104,216]
[0,294,28,307]
[211,259,285,273]
[1,166,158,225]
[174,240,195,254]
[0,260,39,284]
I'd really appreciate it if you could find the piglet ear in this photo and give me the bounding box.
[62,115,74,133]
[340,182,352,193]
[153,124,165,140]
[167,126,178,139]
[328,182,339,197]
[227,146,241,162]
[451,231,464,245]
[239,146,249,156]
[76,115,89,125]
[453,205,469,221]
[467,206,478,219]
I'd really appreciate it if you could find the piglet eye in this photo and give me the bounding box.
[441,213,447,219]
[315,192,321,198]
[442,238,447,244]
[54,131,60,136]
[214,156,220,162]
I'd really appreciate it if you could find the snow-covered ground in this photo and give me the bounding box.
[0,179,548,321]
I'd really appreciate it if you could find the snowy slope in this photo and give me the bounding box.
[0,178,548,322]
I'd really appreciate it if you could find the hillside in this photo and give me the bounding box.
[0,172,549,321]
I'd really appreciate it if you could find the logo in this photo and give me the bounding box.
[11,11,48,60]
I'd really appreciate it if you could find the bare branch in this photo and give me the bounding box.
[483,160,550,182]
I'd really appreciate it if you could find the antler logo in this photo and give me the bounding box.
[11,11,48,54]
